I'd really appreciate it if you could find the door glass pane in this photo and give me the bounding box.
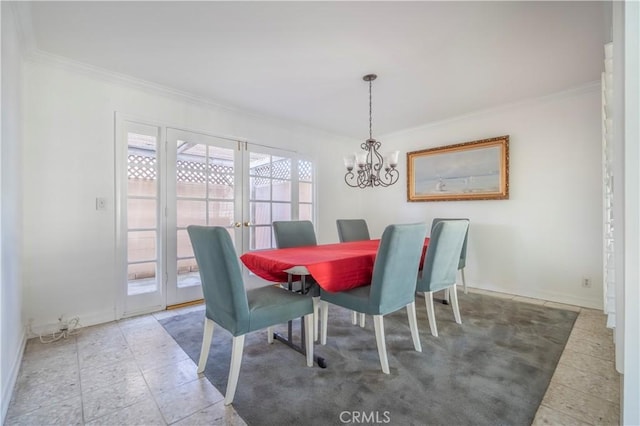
[128,133,157,197]
[250,177,271,200]
[273,203,291,222]
[177,200,207,228]
[299,159,313,182]
[299,204,312,221]
[272,180,291,201]
[177,142,207,198]
[272,157,291,179]
[207,201,234,226]
[128,231,156,263]
[127,262,157,295]
[177,229,194,258]
[127,198,157,229]
[177,258,200,288]
[208,146,235,200]
[299,182,312,203]
[250,202,271,225]
[251,226,272,250]
[249,152,271,176]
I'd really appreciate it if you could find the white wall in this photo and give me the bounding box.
[361,85,603,308]
[21,56,360,332]
[1,3,25,422]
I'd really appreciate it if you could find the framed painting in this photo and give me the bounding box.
[407,135,509,202]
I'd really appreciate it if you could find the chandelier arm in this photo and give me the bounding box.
[344,170,358,188]
[378,168,400,187]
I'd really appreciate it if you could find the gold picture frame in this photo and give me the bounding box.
[407,135,509,202]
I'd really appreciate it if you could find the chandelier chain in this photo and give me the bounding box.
[369,79,373,140]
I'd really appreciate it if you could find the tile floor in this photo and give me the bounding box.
[4,290,620,426]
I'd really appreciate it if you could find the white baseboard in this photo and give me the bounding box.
[1,329,26,423]
[466,283,601,310]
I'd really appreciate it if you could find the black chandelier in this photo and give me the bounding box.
[344,74,399,188]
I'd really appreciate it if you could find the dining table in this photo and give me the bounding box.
[240,238,429,293]
[239,238,430,368]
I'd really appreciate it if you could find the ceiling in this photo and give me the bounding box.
[19,1,608,139]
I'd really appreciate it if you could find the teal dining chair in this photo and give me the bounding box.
[417,220,470,337]
[319,223,427,374]
[336,219,371,243]
[272,220,321,341]
[187,225,314,405]
[432,217,470,295]
[336,219,371,327]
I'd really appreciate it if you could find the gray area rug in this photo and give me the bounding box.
[159,292,577,426]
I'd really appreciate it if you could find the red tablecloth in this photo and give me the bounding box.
[240,239,429,293]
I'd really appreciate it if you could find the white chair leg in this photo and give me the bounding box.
[424,291,438,337]
[443,288,450,304]
[304,313,314,367]
[223,334,245,405]
[267,326,274,344]
[312,296,320,342]
[351,311,357,325]
[359,312,366,328]
[406,302,422,352]
[320,300,329,345]
[373,315,390,374]
[460,268,468,294]
[450,284,462,324]
[197,318,215,373]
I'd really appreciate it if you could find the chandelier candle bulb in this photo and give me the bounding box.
[344,155,355,171]
[387,151,399,168]
[356,152,368,168]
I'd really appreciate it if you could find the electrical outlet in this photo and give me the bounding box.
[582,277,592,288]
[96,197,107,211]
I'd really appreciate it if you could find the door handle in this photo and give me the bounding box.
[234,222,242,228]
[244,221,252,227]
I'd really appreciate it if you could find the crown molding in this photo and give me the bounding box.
[382,80,601,140]
[22,49,352,142]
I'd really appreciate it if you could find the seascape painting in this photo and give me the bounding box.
[407,136,509,202]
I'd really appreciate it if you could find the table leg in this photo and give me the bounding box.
[271,273,327,368]
[272,318,326,368]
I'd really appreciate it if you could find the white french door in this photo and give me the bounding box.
[166,128,243,306]
[117,118,314,316]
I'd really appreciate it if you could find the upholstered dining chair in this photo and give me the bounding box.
[417,220,469,337]
[336,219,371,327]
[431,218,470,294]
[187,225,314,405]
[336,219,371,242]
[319,223,427,374]
[272,220,320,341]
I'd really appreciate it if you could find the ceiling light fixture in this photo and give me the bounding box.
[344,74,399,188]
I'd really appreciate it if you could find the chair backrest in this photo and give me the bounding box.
[431,218,469,269]
[272,220,317,248]
[369,223,427,315]
[418,220,470,293]
[336,219,371,242]
[187,226,250,335]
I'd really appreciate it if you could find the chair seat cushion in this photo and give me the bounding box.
[246,285,314,333]
[320,285,377,315]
